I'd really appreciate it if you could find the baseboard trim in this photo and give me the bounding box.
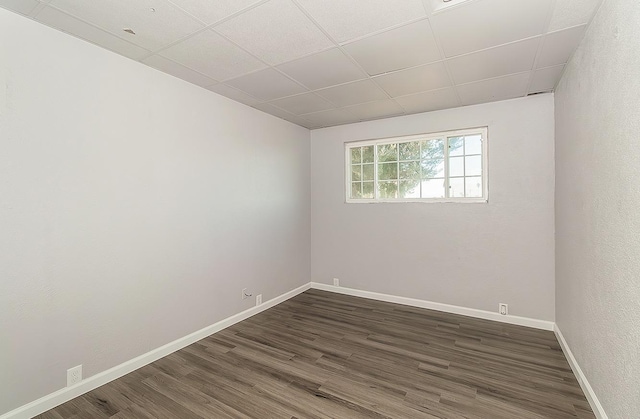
[5,282,607,419]
[554,325,608,419]
[0,282,311,419]
[309,282,555,331]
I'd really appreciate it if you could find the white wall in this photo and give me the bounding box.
[311,94,555,321]
[555,0,640,416]
[0,9,310,415]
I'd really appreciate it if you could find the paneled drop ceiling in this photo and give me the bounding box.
[1,0,602,129]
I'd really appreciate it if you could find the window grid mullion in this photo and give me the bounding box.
[347,128,485,202]
[462,137,466,197]
[396,151,400,199]
[374,144,378,200]
[444,138,450,198]
[347,147,352,199]
[419,141,423,198]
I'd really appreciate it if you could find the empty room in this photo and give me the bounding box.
[1,0,638,418]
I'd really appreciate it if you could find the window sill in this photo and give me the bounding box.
[345,198,488,204]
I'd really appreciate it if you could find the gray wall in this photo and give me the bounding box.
[555,0,640,417]
[311,94,556,321]
[0,10,310,414]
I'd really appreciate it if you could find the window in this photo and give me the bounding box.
[346,127,487,203]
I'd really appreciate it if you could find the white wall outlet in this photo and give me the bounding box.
[333,278,340,286]
[256,294,262,306]
[242,288,251,300]
[499,303,508,315]
[67,365,82,387]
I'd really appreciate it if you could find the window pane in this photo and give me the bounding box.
[421,179,445,198]
[351,182,362,198]
[399,141,420,160]
[362,181,374,198]
[351,147,362,164]
[465,155,482,176]
[347,129,485,202]
[449,156,464,177]
[378,162,398,180]
[465,135,482,155]
[421,139,444,160]
[378,181,398,199]
[421,159,444,179]
[449,177,465,197]
[362,163,374,181]
[399,180,420,198]
[399,161,420,180]
[448,137,464,156]
[377,143,398,162]
[351,164,362,181]
[362,145,374,163]
[465,176,483,197]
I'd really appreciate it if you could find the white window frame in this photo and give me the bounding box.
[345,127,488,204]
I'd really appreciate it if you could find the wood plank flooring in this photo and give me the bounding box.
[37,290,595,418]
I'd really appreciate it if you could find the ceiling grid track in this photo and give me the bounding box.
[0,0,603,129]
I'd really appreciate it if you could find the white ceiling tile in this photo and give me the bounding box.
[253,102,312,127]
[0,0,40,15]
[537,25,586,68]
[430,0,552,57]
[286,117,314,129]
[343,20,441,76]
[159,30,265,81]
[529,64,564,93]
[143,55,217,86]
[447,37,539,84]
[301,108,360,128]
[344,100,404,120]
[276,48,366,90]
[226,68,307,101]
[425,0,475,14]
[214,0,333,65]
[548,0,601,32]
[167,0,261,25]
[296,0,426,43]
[421,0,435,14]
[395,87,460,114]
[253,102,294,118]
[206,83,262,106]
[35,6,151,60]
[373,61,451,97]
[269,93,334,115]
[316,79,389,107]
[12,0,589,127]
[457,72,530,106]
[48,0,204,51]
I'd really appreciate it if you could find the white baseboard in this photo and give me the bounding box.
[0,283,311,419]
[309,282,555,331]
[554,325,608,419]
[4,282,607,419]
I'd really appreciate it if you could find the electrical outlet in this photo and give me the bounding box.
[242,288,251,300]
[333,278,340,286]
[256,294,262,306]
[499,303,508,315]
[67,365,82,387]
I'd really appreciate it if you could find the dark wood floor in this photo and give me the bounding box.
[37,289,594,418]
